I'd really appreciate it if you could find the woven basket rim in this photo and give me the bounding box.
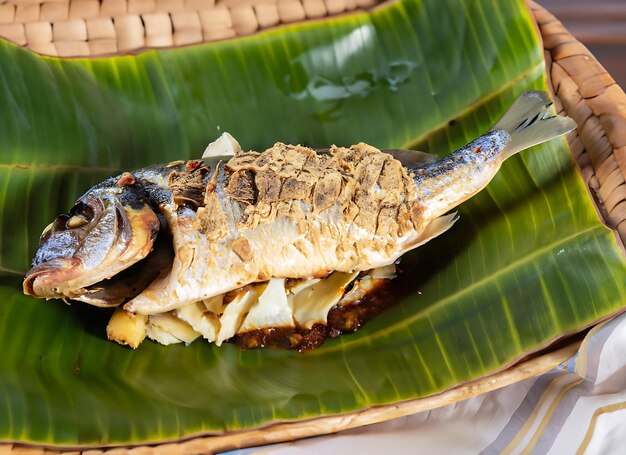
[0,0,386,57]
[528,0,626,252]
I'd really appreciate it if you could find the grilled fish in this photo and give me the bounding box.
[23,91,576,349]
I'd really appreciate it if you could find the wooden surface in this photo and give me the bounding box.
[539,0,626,88]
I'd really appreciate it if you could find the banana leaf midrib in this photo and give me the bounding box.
[0,163,125,173]
[404,61,545,150]
[0,267,23,276]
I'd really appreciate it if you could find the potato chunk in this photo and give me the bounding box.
[106,308,148,349]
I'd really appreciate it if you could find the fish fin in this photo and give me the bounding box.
[383,149,439,166]
[401,212,459,252]
[490,90,576,158]
[416,212,459,246]
[202,132,242,158]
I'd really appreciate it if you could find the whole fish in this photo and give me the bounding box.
[23,91,576,348]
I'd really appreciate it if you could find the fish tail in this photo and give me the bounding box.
[490,90,576,159]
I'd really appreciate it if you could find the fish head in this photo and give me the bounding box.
[23,175,171,306]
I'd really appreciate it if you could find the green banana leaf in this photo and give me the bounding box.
[1,0,625,447]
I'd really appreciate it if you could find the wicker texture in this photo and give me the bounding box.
[0,0,381,56]
[529,2,626,246]
[1,1,626,453]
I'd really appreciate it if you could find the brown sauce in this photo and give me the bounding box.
[234,279,397,351]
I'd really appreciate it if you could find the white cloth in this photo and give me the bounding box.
[234,311,626,455]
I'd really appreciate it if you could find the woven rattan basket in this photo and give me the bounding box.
[1,0,625,453]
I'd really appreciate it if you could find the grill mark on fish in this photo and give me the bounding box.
[167,162,210,209]
[197,165,230,240]
[225,169,257,205]
[313,173,342,212]
[279,148,312,204]
[193,143,420,284]
[220,143,416,239]
[279,146,312,202]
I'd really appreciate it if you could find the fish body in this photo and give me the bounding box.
[130,141,450,315]
[23,91,576,346]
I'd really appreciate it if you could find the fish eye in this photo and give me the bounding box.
[70,202,94,219]
[66,202,95,229]
[66,215,88,229]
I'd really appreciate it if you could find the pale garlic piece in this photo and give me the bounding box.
[239,278,294,333]
[146,313,201,345]
[291,271,359,329]
[174,298,222,343]
[216,287,258,346]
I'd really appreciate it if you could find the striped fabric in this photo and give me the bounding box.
[241,312,626,454]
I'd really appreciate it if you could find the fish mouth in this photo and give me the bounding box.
[23,257,84,299]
